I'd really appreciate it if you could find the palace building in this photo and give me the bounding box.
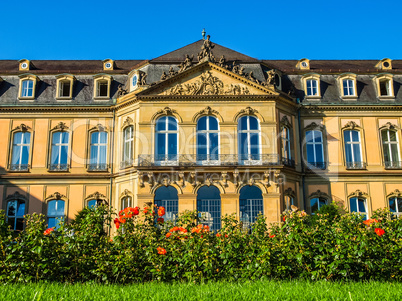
[1,37,402,231]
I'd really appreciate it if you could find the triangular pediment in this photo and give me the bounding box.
[138,62,278,97]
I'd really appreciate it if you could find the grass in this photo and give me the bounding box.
[1,280,401,301]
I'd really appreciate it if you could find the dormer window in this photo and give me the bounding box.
[56,74,75,100]
[93,74,112,100]
[338,73,357,100]
[375,58,392,71]
[18,74,38,100]
[296,58,310,70]
[343,79,355,96]
[302,73,321,99]
[374,74,394,100]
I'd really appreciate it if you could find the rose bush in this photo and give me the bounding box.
[0,203,401,283]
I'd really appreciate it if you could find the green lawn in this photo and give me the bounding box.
[1,281,401,301]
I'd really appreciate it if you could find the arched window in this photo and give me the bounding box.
[306,130,324,168]
[89,131,108,171]
[344,130,363,169]
[350,197,367,220]
[50,131,69,171]
[88,199,97,208]
[389,197,402,217]
[310,197,327,214]
[238,116,260,162]
[47,199,65,229]
[197,186,221,230]
[155,116,178,162]
[123,125,134,165]
[6,199,25,231]
[10,131,31,171]
[239,185,263,229]
[121,196,132,210]
[154,186,179,222]
[381,129,400,168]
[197,116,219,163]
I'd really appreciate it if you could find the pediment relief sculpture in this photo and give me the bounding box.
[304,121,325,131]
[309,190,330,200]
[14,123,31,132]
[380,122,400,131]
[342,121,360,130]
[348,189,369,198]
[90,123,107,132]
[46,192,67,201]
[387,189,402,198]
[52,122,69,131]
[5,191,26,201]
[86,191,107,200]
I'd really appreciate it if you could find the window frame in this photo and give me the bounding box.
[237,115,261,164]
[374,73,394,100]
[93,74,112,100]
[6,198,26,231]
[388,196,402,218]
[154,116,179,164]
[48,125,71,172]
[46,199,66,229]
[56,74,75,100]
[18,74,38,100]
[338,73,358,100]
[8,125,33,172]
[302,73,321,99]
[349,196,368,220]
[88,127,109,171]
[196,115,220,164]
[342,125,365,169]
[122,125,134,168]
[309,197,327,214]
[380,128,401,169]
[305,129,325,169]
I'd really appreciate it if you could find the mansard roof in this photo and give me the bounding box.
[150,40,259,64]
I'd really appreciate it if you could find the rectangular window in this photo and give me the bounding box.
[343,79,355,96]
[50,131,69,171]
[350,197,367,220]
[306,79,318,96]
[60,81,71,97]
[344,130,363,168]
[89,131,108,170]
[21,80,34,97]
[98,81,108,97]
[379,80,391,96]
[11,131,31,171]
[47,200,65,229]
[306,130,325,168]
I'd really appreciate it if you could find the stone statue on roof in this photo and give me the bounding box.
[198,35,215,62]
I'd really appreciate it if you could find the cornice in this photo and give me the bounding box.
[301,104,402,111]
[0,105,114,113]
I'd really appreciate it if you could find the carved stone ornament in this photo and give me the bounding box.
[165,71,224,95]
[90,124,107,132]
[348,189,369,198]
[162,177,171,187]
[5,191,26,202]
[191,171,198,187]
[178,54,194,73]
[14,123,31,132]
[117,84,127,97]
[122,116,133,129]
[147,172,154,187]
[233,169,239,186]
[280,116,291,128]
[138,171,145,187]
[387,189,402,198]
[221,171,228,187]
[342,121,360,130]
[381,122,400,131]
[155,107,177,117]
[47,192,67,200]
[197,35,215,62]
[284,187,296,198]
[86,191,107,200]
[178,172,185,187]
[205,176,213,187]
[52,122,69,131]
[304,122,325,131]
[248,178,255,186]
[309,190,330,200]
[139,71,147,86]
[265,70,275,85]
[120,189,132,198]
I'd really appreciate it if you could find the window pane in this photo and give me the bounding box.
[307,144,315,163]
[352,144,361,162]
[91,132,99,144]
[90,145,98,164]
[310,198,318,213]
[88,199,97,208]
[209,133,219,155]
[389,131,397,142]
[60,145,68,164]
[319,198,327,207]
[239,116,247,130]
[168,133,177,155]
[351,131,359,142]
[99,132,107,144]
[156,117,166,131]
[167,117,177,131]
[21,146,29,164]
[99,82,108,96]
[23,132,31,144]
[358,199,366,213]
[99,145,107,163]
[389,197,396,212]
[315,144,323,163]
[209,116,218,130]
[250,133,259,155]
[239,133,248,155]
[306,131,313,143]
[249,116,258,130]
[344,131,351,143]
[156,133,165,156]
[381,130,388,142]
[313,131,322,143]
[7,201,16,216]
[11,145,21,164]
[391,144,399,162]
[197,116,207,131]
[398,198,402,213]
[52,132,61,144]
[350,197,357,212]
[197,133,207,155]
[48,201,57,215]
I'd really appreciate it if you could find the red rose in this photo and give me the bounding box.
[133,206,140,215]
[166,232,172,238]
[216,233,221,237]
[283,216,286,222]
[158,206,166,217]
[43,228,54,235]
[375,228,385,236]
[363,219,379,226]
[114,218,121,229]
[269,234,276,238]
[157,217,164,224]
[157,247,167,255]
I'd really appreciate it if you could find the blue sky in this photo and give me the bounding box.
[1,0,401,60]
